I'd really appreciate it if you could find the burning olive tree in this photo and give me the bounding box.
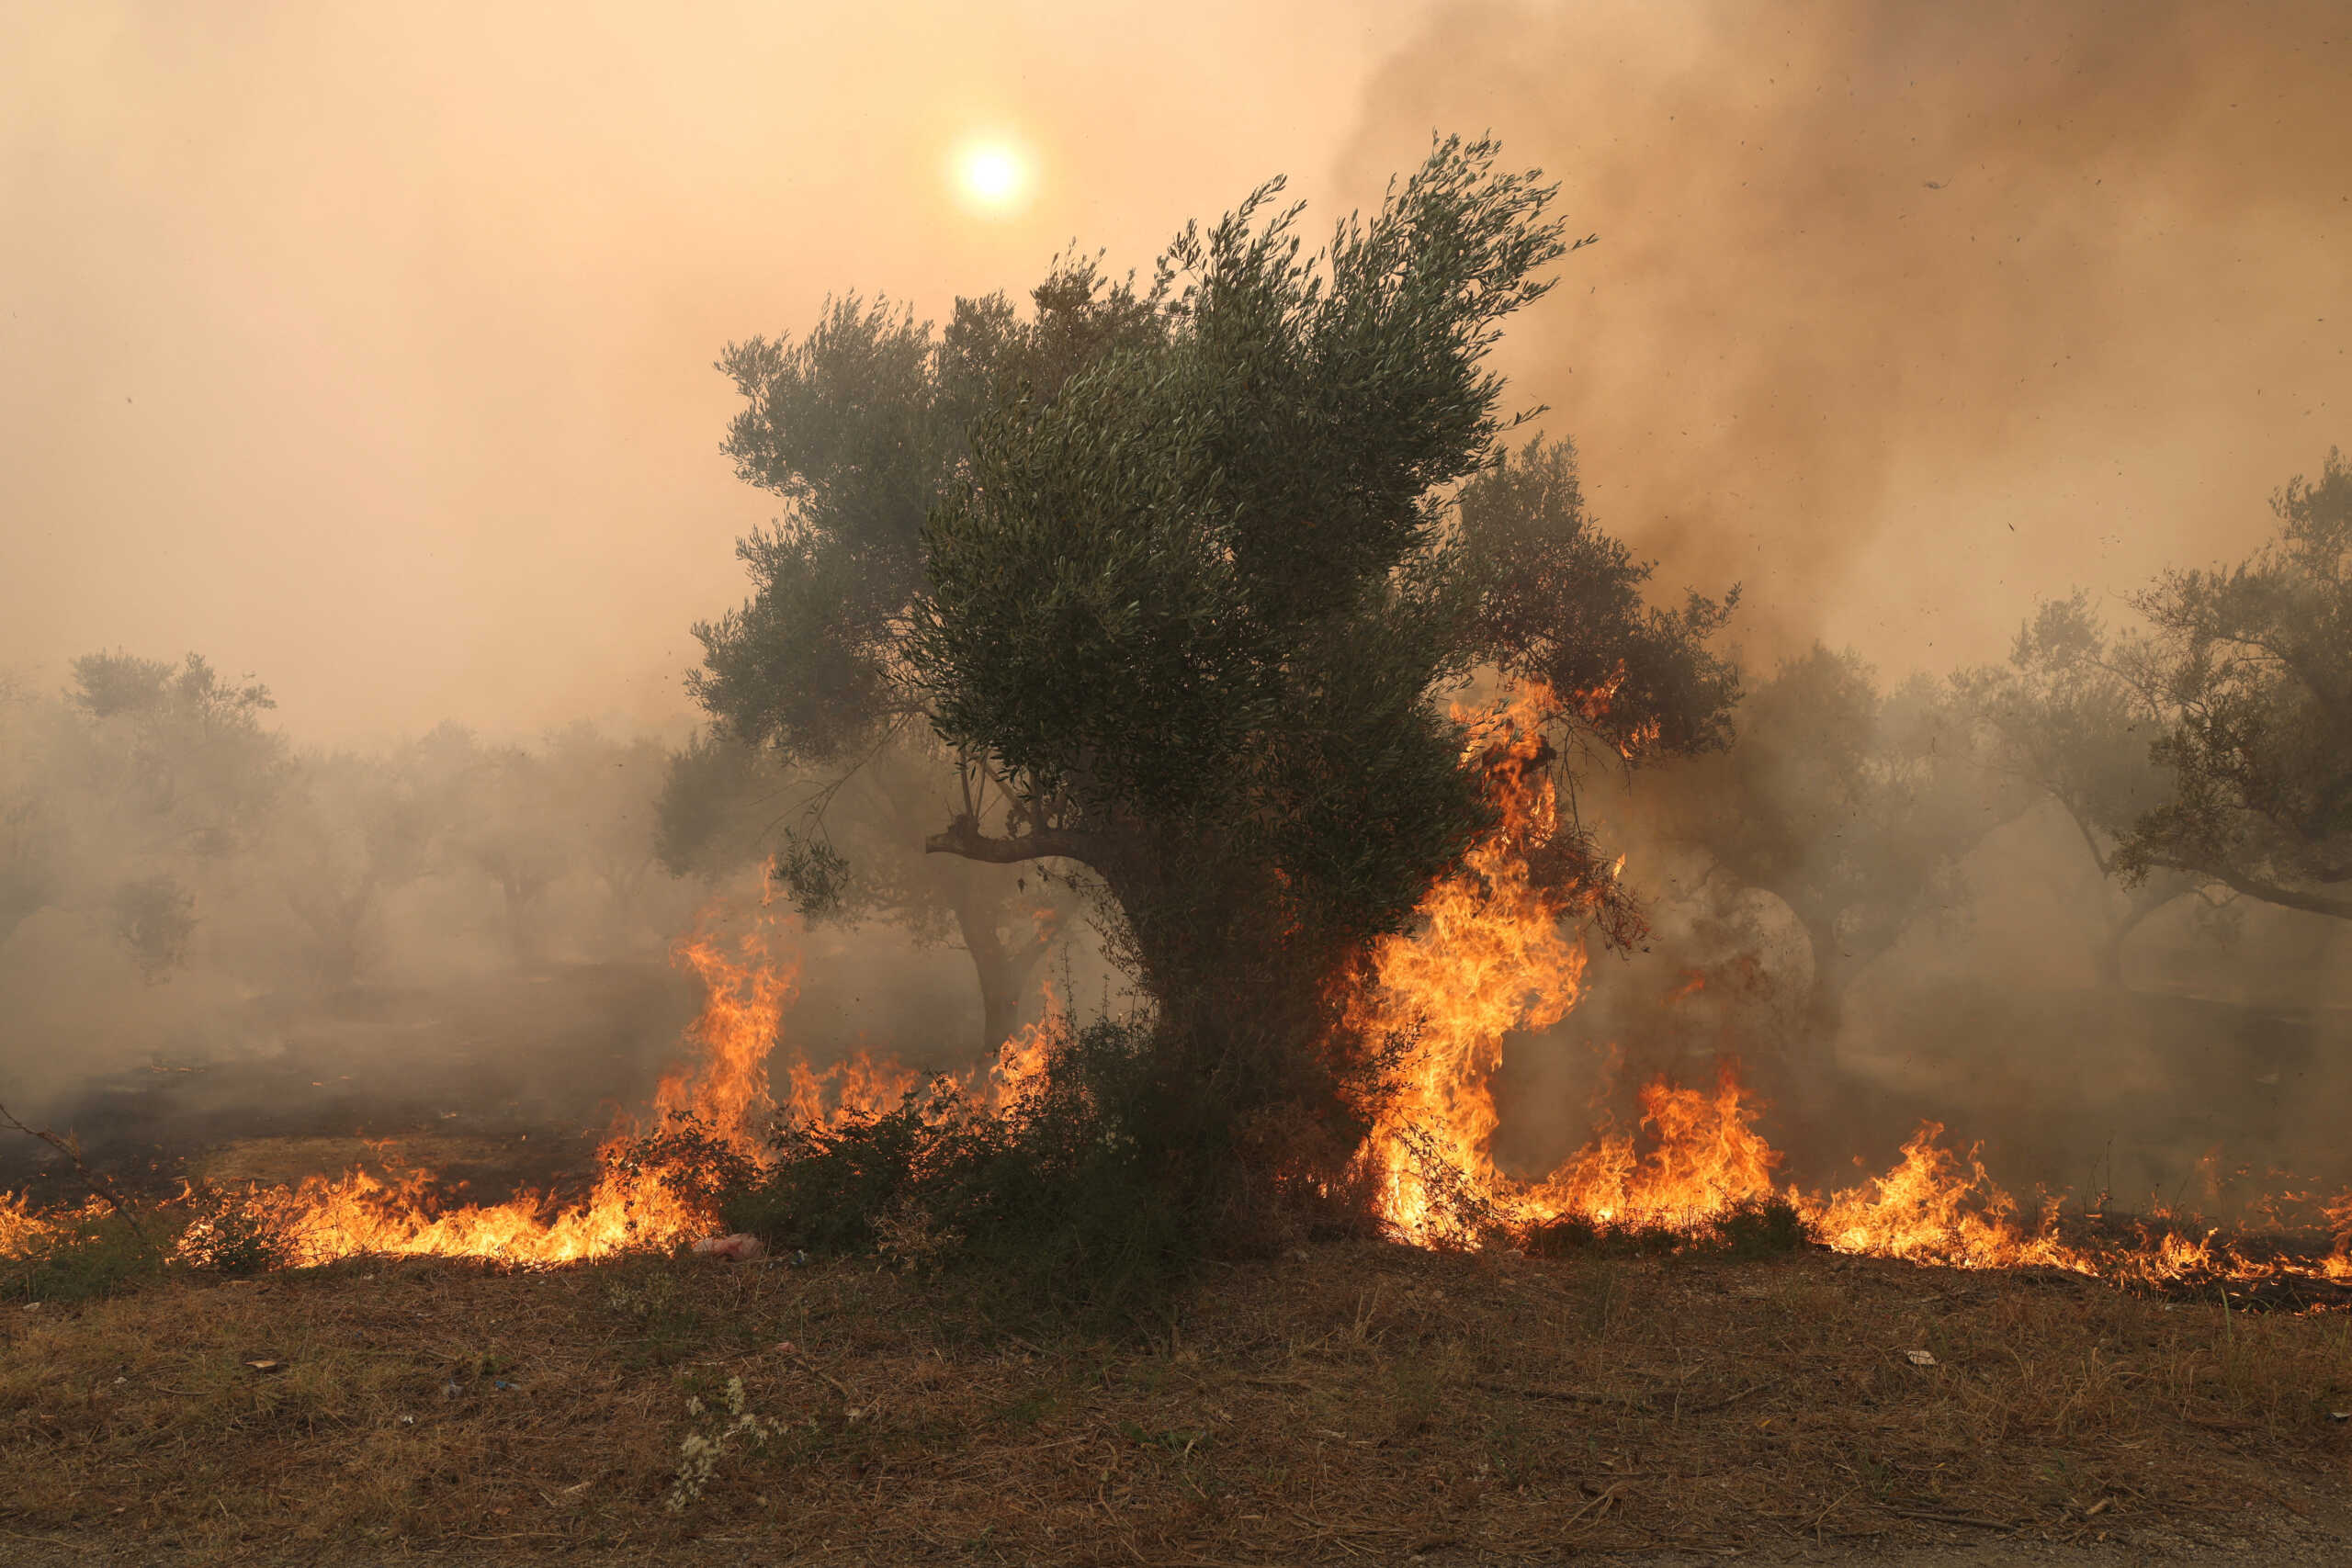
[907,140,1739,1202]
[695,137,1737,1246]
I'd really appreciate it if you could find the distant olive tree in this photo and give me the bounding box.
[1653,646,2027,1027]
[1961,594,2227,986]
[2110,450,2352,920]
[2,651,293,979]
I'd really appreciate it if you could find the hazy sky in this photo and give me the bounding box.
[5,1,2345,741]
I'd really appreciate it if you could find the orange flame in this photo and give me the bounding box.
[1345,680,2350,1297]
[157,915,922,1267]
[985,981,1065,1110]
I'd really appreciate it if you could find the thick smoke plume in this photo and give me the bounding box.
[1339,0,2350,667]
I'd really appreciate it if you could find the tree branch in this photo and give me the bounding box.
[925,816,1103,867]
[2148,859,2352,921]
[0,1099,156,1252]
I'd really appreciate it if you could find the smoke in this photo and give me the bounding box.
[5,2,2346,1225]
[0,0,1427,743]
[1334,0,2351,671]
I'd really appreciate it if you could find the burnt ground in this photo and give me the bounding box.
[12,971,2349,1224]
[0,962,703,1210]
[0,1241,2346,1566]
[0,952,1007,1210]
[1,972,2348,1563]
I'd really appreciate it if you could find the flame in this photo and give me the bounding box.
[143,919,1072,1269]
[658,932,797,1154]
[1344,680,2351,1299]
[0,1192,62,1255]
[1347,682,1589,1245]
[985,981,1065,1110]
[0,690,2340,1300]
[157,916,919,1267]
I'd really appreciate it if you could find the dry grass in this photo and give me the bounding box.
[1,1243,2347,1564]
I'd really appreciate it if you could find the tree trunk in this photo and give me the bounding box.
[947,874,1052,1055]
[501,878,537,969]
[2091,926,2125,990]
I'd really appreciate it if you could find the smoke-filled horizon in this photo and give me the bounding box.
[1338,0,2350,666]
[6,2,2345,742]
[0,0,1424,743]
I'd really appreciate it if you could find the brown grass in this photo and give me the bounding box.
[1,1243,2347,1563]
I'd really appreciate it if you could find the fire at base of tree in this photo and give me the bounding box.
[3,138,2347,1340]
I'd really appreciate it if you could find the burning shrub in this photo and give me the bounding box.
[721,1017,1216,1313]
[1522,1194,1809,1259]
[174,1184,300,1276]
[605,1114,763,1220]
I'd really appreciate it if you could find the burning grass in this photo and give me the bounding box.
[1,1241,2347,1563]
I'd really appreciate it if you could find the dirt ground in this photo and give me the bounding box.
[1,1240,2345,1567]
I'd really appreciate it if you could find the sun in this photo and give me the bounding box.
[952,138,1032,214]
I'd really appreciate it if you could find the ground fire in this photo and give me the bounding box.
[0,689,2343,1304]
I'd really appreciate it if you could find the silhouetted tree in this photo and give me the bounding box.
[2111,450,2352,920]
[1655,647,2025,1029]
[1961,593,2223,986]
[2,651,292,978]
[274,750,436,987]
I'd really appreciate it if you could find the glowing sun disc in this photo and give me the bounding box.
[954,140,1031,211]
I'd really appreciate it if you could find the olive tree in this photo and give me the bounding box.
[698,137,1737,1208]
[2112,450,2352,919]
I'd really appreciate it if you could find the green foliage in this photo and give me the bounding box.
[0,1206,164,1303]
[721,1018,1216,1316]
[175,1186,298,1276]
[905,140,1593,1190]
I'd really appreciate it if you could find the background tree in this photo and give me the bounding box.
[2111,449,2352,919]
[441,738,571,969]
[0,678,59,950]
[686,274,1150,1048]
[1961,593,2222,987]
[1652,646,2026,1029]
[64,653,288,860]
[2,652,292,979]
[273,750,437,988]
[540,723,672,945]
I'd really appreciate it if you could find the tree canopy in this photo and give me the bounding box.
[2111,450,2352,919]
[1960,593,2220,983]
[1651,646,2022,1023]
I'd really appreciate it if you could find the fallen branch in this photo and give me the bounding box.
[1471,1379,1653,1411]
[1880,1504,2018,1531]
[1684,1377,1782,1416]
[1562,1481,1629,1530]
